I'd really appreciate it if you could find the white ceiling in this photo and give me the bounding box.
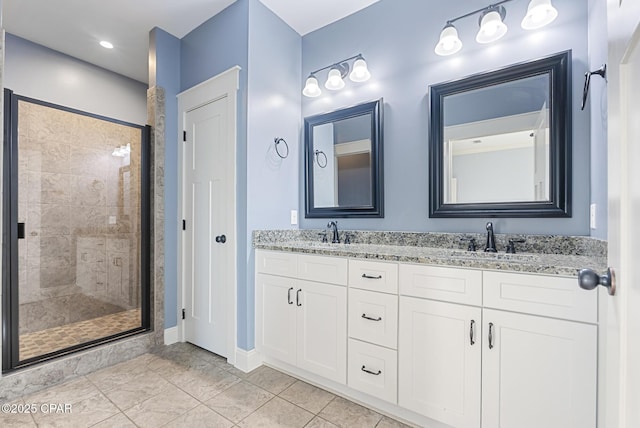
[2,0,380,84]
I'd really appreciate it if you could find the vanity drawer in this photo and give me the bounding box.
[483,271,597,323]
[255,250,297,277]
[349,289,398,349]
[298,254,348,286]
[348,339,398,404]
[399,264,482,306]
[349,259,398,294]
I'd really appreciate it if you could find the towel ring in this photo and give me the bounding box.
[581,64,606,111]
[314,150,327,168]
[274,137,289,159]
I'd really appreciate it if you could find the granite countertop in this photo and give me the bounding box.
[253,230,608,278]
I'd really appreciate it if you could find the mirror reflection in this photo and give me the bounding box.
[442,74,550,204]
[305,99,383,218]
[313,114,372,208]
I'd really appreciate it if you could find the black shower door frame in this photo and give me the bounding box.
[2,89,151,372]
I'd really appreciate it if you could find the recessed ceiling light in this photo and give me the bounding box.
[99,41,114,49]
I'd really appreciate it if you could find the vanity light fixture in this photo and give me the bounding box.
[521,0,558,30]
[476,6,508,44]
[302,54,371,97]
[434,0,559,56]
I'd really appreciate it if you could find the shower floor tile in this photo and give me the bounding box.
[19,309,141,360]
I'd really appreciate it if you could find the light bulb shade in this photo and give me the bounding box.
[521,0,558,30]
[325,68,345,90]
[349,58,371,82]
[303,75,321,97]
[435,24,463,56]
[476,9,508,44]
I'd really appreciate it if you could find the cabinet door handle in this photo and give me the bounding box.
[488,322,494,349]
[470,320,476,345]
[287,287,294,305]
[361,314,382,321]
[296,289,302,306]
[361,365,382,376]
[361,273,382,280]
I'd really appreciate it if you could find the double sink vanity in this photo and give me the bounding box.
[254,229,606,428]
[264,49,603,427]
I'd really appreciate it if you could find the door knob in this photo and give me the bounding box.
[215,235,226,244]
[578,267,615,295]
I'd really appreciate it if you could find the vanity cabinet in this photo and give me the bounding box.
[481,309,596,428]
[480,272,597,428]
[347,259,399,403]
[256,251,347,384]
[398,297,482,428]
[398,268,597,428]
[255,249,598,428]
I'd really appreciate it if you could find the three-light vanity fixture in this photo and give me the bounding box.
[435,0,558,56]
[303,54,371,97]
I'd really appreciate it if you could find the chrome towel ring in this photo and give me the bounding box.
[274,137,289,159]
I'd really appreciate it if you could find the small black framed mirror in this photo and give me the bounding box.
[429,51,571,218]
[305,99,384,218]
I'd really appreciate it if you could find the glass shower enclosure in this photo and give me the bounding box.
[2,90,150,371]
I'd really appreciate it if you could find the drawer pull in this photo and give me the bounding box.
[488,322,494,349]
[287,287,294,305]
[470,320,476,345]
[296,289,302,307]
[361,365,382,376]
[362,273,383,280]
[361,314,382,322]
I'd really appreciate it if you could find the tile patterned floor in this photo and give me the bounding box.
[1,343,414,428]
[19,309,142,360]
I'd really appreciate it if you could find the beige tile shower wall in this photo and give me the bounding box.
[17,100,143,332]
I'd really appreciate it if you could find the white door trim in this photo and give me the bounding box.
[177,66,240,364]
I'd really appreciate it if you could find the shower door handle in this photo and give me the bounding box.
[17,223,25,239]
[215,234,226,244]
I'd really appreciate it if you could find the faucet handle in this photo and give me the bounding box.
[318,231,328,243]
[506,239,526,254]
[460,236,477,251]
[344,233,351,244]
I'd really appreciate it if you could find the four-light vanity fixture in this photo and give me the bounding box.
[302,54,371,97]
[435,0,558,56]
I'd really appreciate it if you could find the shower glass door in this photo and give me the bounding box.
[2,90,150,371]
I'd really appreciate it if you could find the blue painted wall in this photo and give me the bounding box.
[246,0,301,350]
[300,0,591,236]
[179,0,252,347]
[587,0,607,240]
[149,28,181,328]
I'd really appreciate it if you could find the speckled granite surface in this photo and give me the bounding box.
[253,230,607,277]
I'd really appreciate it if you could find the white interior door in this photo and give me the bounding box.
[183,95,231,357]
[602,2,640,427]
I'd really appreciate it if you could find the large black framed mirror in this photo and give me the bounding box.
[429,51,571,218]
[305,99,384,218]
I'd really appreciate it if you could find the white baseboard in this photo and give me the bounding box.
[234,348,263,373]
[164,326,179,345]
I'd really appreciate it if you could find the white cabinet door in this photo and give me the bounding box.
[482,309,597,428]
[255,273,296,366]
[398,297,481,428]
[296,280,347,384]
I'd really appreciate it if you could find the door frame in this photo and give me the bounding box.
[177,66,239,365]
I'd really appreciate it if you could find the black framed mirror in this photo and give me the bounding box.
[429,51,571,218]
[305,98,383,218]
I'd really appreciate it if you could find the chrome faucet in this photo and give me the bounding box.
[327,221,340,244]
[485,222,497,252]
